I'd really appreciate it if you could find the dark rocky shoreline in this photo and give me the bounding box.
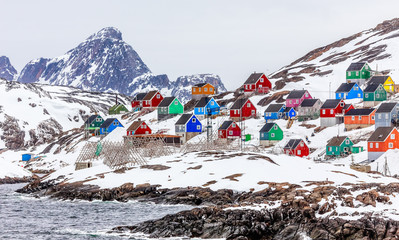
[0,176,32,184]
[15,178,399,239]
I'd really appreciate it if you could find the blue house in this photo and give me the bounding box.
[335,83,363,100]
[194,97,220,116]
[375,102,399,129]
[175,114,202,144]
[99,118,124,135]
[264,104,286,122]
[283,107,297,119]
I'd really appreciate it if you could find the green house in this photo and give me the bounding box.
[84,115,104,136]
[259,123,283,146]
[158,96,184,120]
[326,136,353,157]
[109,103,129,115]
[363,84,387,107]
[346,62,371,86]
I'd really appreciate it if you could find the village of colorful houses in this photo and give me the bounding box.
[83,62,399,165]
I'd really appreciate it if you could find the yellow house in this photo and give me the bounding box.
[368,75,395,93]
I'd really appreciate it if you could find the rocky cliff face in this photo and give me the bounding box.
[0,56,17,81]
[16,27,226,101]
[270,18,399,91]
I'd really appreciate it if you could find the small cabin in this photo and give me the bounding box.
[286,90,312,109]
[368,126,399,161]
[344,108,376,131]
[131,92,147,109]
[229,98,256,121]
[218,120,241,139]
[346,62,371,86]
[84,115,104,135]
[157,96,184,120]
[320,99,347,127]
[109,103,129,115]
[283,139,309,157]
[363,84,387,107]
[175,114,202,143]
[192,83,215,100]
[259,123,283,147]
[264,104,286,122]
[99,118,124,135]
[126,119,152,136]
[142,90,164,108]
[297,99,322,121]
[368,75,395,93]
[326,136,354,157]
[242,72,271,94]
[375,102,399,129]
[194,97,220,116]
[335,83,363,100]
[283,107,297,119]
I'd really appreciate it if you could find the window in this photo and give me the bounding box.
[193,88,196,92]
[271,133,275,137]
[370,143,373,148]
[300,142,304,147]
[322,109,325,114]
[145,131,149,134]
[251,110,255,115]
[219,131,222,135]
[391,134,395,139]
[175,101,178,105]
[297,150,301,155]
[192,118,196,123]
[340,102,344,107]
[348,72,351,76]
[197,125,201,130]
[260,78,264,82]
[289,100,292,104]
[296,100,298,103]
[378,114,381,119]
[305,93,308,97]
[359,116,362,120]
[274,125,277,130]
[352,116,355,120]
[358,93,361,97]
[356,72,359,76]
[365,93,369,98]
[376,143,379,148]
[372,115,375,120]
[261,133,264,137]
[210,87,213,92]
[141,125,144,129]
[113,122,117,126]
[229,131,233,135]
[245,85,247,89]
[389,142,394,148]
[199,88,201,93]
[329,147,332,151]
[96,118,101,122]
[247,103,251,107]
[330,109,333,114]
[204,88,208,92]
[386,113,389,119]
[211,101,214,105]
[156,94,160,99]
[376,94,380,98]
[346,139,349,144]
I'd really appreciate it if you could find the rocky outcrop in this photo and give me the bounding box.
[0,176,32,184]
[0,56,17,81]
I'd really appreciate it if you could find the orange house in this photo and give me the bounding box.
[344,108,376,131]
[192,83,215,100]
[368,127,399,161]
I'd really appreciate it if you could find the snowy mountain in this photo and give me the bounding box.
[0,79,131,150]
[270,18,399,100]
[16,27,226,101]
[0,56,17,81]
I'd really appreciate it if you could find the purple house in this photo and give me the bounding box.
[286,90,312,109]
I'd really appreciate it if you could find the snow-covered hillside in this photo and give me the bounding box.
[270,18,399,101]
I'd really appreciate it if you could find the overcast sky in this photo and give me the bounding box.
[1,0,399,90]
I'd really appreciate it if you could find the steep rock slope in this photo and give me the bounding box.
[269,18,399,100]
[0,56,17,81]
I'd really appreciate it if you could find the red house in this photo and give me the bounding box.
[283,139,309,157]
[126,119,152,135]
[218,120,241,139]
[229,98,257,121]
[368,127,399,161]
[131,92,147,109]
[243,72,271,94]
[320,99,347,127]
[343,104,355,114]
[142,90,164,108]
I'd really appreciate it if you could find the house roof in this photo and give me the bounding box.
[300,99,320,107]
[158,97,176,107]
[321,99,342,109]
[369,76,389,86]
[127,120,144,132]
[175,114,193,125]
[110,103,127,111]
[283,107,295,113]
[84,115,101,125]
[346,62,366,71]
[143,90,159,100]
[335,83,356,93]
[368,127,395,142]
[218,120,234,130]
[194,83,208,87]
[260,123,277,132]
[283,139,304,150]
[100,118,119,128]
[343,104,353,110]
[376,102,397,113]
[230,98,249,110]
[195,97,212,108]
[133,92,147,101]
[345,108,375,116]
[327,136,348,146]
[364,84,381,93]
[265,104,285,113]
[244,73,263,84]
[286,90,307,99]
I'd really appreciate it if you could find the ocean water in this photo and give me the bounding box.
[0,184,192,239]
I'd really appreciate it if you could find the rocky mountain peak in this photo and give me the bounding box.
[0,56,17,81]
[86,27,123,41]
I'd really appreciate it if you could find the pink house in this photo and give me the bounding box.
[286,90,312,109]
